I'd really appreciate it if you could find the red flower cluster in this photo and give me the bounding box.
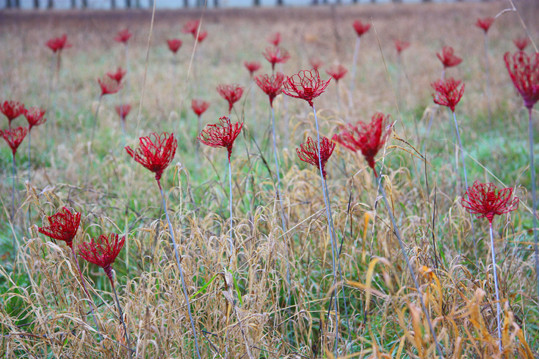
[115,104,132,121]
[125,132,177,182]
[394,40,410,54]
[107,67,127,83]
[513,37,529,51]
[24,107,47,130]
[461,181,519,223]
[333,112,392,177]
[326,64,348,83]
[114,28,132,44]
[46,34,72,53]
[504,51,539,110]
[0,126,28,155]
[296,136,335,179]
[182,20,201,36]
[436,46,462,69]
[352,20,371,37]
[191,99,210,117]
[263,46,290,71]
[268,32,281,47]
[78,234,125,284]
[197,116,243,161]
[282,69,331,107]
[167,39,183,54]
[476,17,495,33]
[38,207,81,248]
[196,31,208,43]
[244,61,261,77]
[309,58,323,71]
[255,72,285,107]
[217,84,244,113]
[1,100,25,127]
[431,77,465,112]
[98,76,122,96]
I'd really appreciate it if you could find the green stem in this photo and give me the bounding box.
[488,223,502,353]
[110,275,132,358]
[528,107,539,302]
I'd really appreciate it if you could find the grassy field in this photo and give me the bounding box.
[0,1,538,357]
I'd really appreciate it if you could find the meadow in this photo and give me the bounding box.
[0,1,538,357]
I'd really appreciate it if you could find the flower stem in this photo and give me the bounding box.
[484,33,492,128]
[110,274,132,359]
[349,37,360,108]
[27,130,32,227]
[528,107,539,302]
[375,170,443,358]
[157,180,201,359]
[488,223,503,353]
[11,154,17,251]
[228,159,234,261]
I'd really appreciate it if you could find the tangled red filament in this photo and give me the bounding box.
[0,126,28,156]
[217,84,244,113]
[98,76,122,96]
[326,64,348,83]
[244,61,261,77]
[255,72,284,107]
[504,51,539,110]
[263,46,290,71]
[78,233,125,284]
[125,132,177,182]
[431,77,465,112]
[436,46,462,69]
[461,181,519,223]
[191,99,210,117]
[24,107,47,130]
[198,116,243,162]
[296,136,335,179]
[38,207,81,248]
[1,100,25,126]
[282,69,331,107]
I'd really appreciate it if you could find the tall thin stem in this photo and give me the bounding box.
[228,159,236,266]
[488,224,502,353]
[158,181,201,359]
[110,275,132,358]
[376,171,443,357]
[349,37,360,109]
[483,33,492,127]
[11,154,17,251]
[528,107,539,302]
[312,105,339,355]
[27,130,32,184]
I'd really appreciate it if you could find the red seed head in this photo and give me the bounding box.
[1,100,25,126]
[125,132,177,182]
[98,76,122,96]
[268,32,281,47]
[196,31,208,43]
[0,126,28,156]
[107,67,127,83]
[197,116,243,162]
[78,233,125,284]
[461,181,519,224]
[504,51,539,110]
[191,99,210,117]
[38,207,81,248]
[476,17,495,33]
[244,61,262,77]
[326,64,348,83]
[513,37,529,51]
[436,46,462,69]
[115,104,132,121]
[309,58,323,71]
[352,20,371,37]
[431,77,465,112]
[394,40,410,54]
[282,69,331,107]
[332,112,392,177]
[255,72,285,107]
[217,84,244,114]
[114,28,133,44]
[46,34,72,53]
[182,20,201,36]
[263,46,290,71]
[167,38,183,54]
[24,107,47,131]
[296,136,335,179]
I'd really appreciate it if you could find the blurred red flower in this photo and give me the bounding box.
[78,234,125,284]
[191,99,210,117]
[183,19,201,36]
[309,58,323,71]
[1,100,25,127]
[217,84,244,113]
[394,40,410,54]
[46,34,72,53]
[513,37,529,51]
[436,46,462,69]
[244,61,262,77]
[352,20,371,37]
[107,67,127,83]
[115,104,132,121]
[255,72,285,107]
[461,181,519,223]
[198,116,243,161]
[0,126,28,156]
[504,51,539,110]
[431,77,465,112]
[125,132,177,182]
[167,38,183,54]
[114,28,132,44]
[98,76,122,96]
[24,107,47,130]
[263,46,290,71]
[196,31,208,43]
[476,17,495,33]
[38,207,81,248]
[268,32,281,47]
[296,136,335,179]
[326,64,348,83]
[282,69,331,107]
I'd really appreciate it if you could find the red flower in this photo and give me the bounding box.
[125,132,177,182]
[182,19,201,36]
[244,61,261,77]
[263,46,290,71]
[38,207,81,248]
[352,20,371,37]
[436,46,462,69]
[191,99,210,117]
[0,126,28,156]
[461,181,519,223]
[255,72,285,107]
[217,84,244,113]
[431,77,465,112]
[309,58,323,71]
[46,34,72,53]
[504,51,539,110]
[114,28,132,44]
[296,136,335,179]
[332,112,392,176]
[282,69,331,107]
[24,107,47,130]
[1,100,25,127]
[268,32,281,47]
[167,38,182,54]
[476,17,495,33]
[78,233,125,284]
[115,104,132,121]
[107,67,127,83]
[98,76,122,96]
[196,31,208,43]
[513,37,529,51]
[394,40,410,54]
[326,64,348,83]
[197,116,243,162]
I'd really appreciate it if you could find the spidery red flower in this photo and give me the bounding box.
[394,40,410,54]
[98,76,122,96]
[107,67,126,83]
[182,20,201,36]
[46,34,72,53]
[296,136,335,179]
[167,39,182,54]
[333,112,392,177]
[24,107,47,130]
[114,28,132,44]
[244,61,261,77]
[504,51,539,110]
[198,116,243,162]
[38,207,81,248]
[196,31,208,43]
[476,17,495,33]
[0,126,28,156]
[461,181,519,223]
[282,69,331,107]
[115,104,132,121]
[352,20,371,37]
[268,32,281,47]
[326,64,348,82]
[263,46,290,71]
[125,132,177,183]
[217,84,244,113]
[79,234,125,284]
[309,58,323,71]
[1,100,25,127]
[431,77,465,112]
[436,46,462,69]
[513,37,529,51]
[191,99,210,117]
[255,72,284,107]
